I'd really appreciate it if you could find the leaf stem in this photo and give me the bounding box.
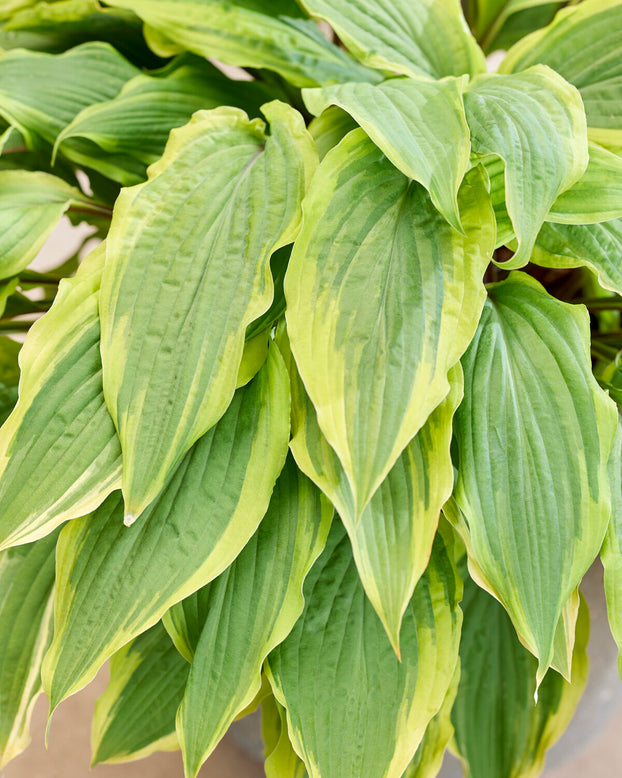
[573,297,622,310]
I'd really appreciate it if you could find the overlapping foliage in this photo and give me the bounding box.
[1,1,622,776]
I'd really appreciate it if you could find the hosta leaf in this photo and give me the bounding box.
[103,0,379,88]
[176,457,332,777]
[266,521,462,778]
[307,106,357,161]
[451,575,589,778]
[473,0,562,52]
[452,272,617,682]
[298,0,485,79]
[91,621,189,765]
[601,417,622,676]
[500,0,622,146]
[0,42,138,148]
[285,131,494,526]
[402,665,460,778]
[533,219,622,296]
[54,55,278,186]
[0,337,21,427]
[262,694,308,778]
[0,530,57,768]
[100,102,315,521]
[465,66,588,268]
[303,76,471,230]
[0,246,122,551]
[42,344,289,715]
[278,326,462,651]
[0,170,107,279]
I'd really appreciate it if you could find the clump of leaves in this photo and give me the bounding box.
[1,1,622,776]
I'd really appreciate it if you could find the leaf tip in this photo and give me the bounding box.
[123,512,138,527]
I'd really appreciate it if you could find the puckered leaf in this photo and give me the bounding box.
[500,0,622,147]
[601,417,622,677]
[277,326,463,652]
[0,530,57,768]
[298,0,485,79]
[91,621,189,765]
[533,219,622,295]
[0,170,107,279]
[262,694,308,778]
[0,42,138,148]
[266,521,462,778]
[103,0,379,88]
[451,575,589,778]
[465,66,588,268]
[42,344,290,713]
[54,55,279,186]
[100,102,315,521]
[285,131,495,527]
[0,246,122,551]
[303,75,471,230]
[176,457,332,777]
[452,272,617,683]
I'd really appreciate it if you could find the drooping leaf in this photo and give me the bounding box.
[103,0,380,88]
[91,621,189,765]
[266,521,463,778]
[303,75,471,230]
[0,245,122,551]
[277,326,463,652]
[0,42,138,149]
[100,102,316,521]
[0,530,57,768]
[262,693,308,778]
[402,664,460,778]
[500,0,622,147]
[285,131,495,527]
[601,417,622,677]
[532,219,622,296]
[452,272,617,682]
[465,66,588,268]
[298,0,485,79]
[0,337,21,427]
[176,456,332,777]
[0,170,108,279]
[42,344,289,715]
[307,106,357,161]
[451,575,589,778]
[54,55,279,186]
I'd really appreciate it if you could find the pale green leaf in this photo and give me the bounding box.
[601,416,622,677]
[266,521,463,778]
[177,457,332,777]
[0,42,138,149]
[54,55,279,186]
[0,170,107,279]
[262,694,308,778]
[533,219,622,295]
[465,66,588,268]
[402,665,460,778]
[452,272,617,682]
[298,0,485,79]
[42,344,289,715]
[277,326,463,652]
[303,75,471,230]
[451,575,589,778]
[0,530,57,768]
[0,245,122,551]
[307,106,357,161]
[100,102,316,520]
[285,131,495,526]
[103,0,380,88]
[91,621,189,765]
[500,0,622,146]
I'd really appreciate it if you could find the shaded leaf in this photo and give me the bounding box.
[451,575,589,778]
[42,344,290,715]
[262,694,308,778]
[307,106,357,161]
[100,102,315,521]
[465,66,588,268]
[285,131,495,527]
[0,337,21,427]
[176,457,332,777]
[91,621,189,765]
[452,272,616,682]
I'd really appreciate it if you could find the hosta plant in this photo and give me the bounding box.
[1,0,622,776]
